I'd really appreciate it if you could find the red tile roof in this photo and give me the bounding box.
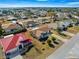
[0,32,32,53]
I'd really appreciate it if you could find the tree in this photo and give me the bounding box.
[47,9,56,18]
[57,27,62,32]
[52,37,56,41]
[0,24,4,36]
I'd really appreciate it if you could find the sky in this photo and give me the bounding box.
[0,0,79,7]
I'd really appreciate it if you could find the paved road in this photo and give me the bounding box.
[47,33,79,59]
[65,41,79,59]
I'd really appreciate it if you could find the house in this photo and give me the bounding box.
[50,18,55,22]
[48,23,58,30]
[7,17,17,23]
[39,11,47,17]
[50,16,57,22]
[31,26,52,41]
[56,20,73,32]
[20,14,28,19]
[8,16,17,21]
[26,21,39,28]
[2,23,26,36]
[56,13,65,18]
[57,20,71,28]
[31,15,38,18]
[41,19,51,24]
[4,23,23,33]
[0,32,33,59]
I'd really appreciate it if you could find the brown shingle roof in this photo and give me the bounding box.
[6,23,21,30]
[27,21,36,24]
[32,26,51,38]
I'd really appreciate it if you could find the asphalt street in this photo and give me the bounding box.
[47,33,79,59]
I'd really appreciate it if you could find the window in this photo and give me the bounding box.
[19,45,22,49]
[6,52,11,56]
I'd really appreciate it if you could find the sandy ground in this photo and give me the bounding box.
[67,26,79,34]
[22,32,63,59]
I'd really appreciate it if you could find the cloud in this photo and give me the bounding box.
[0,2,78,8]
[0,4,67,7]
[67,2,79,5]
[36,0,48,1]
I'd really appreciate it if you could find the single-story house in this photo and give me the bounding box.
[56,13,65,18]
[26,21,39,28]
[41,19,51,24]
[0,32,33,59]
[4,23,23,33]
[8,17,17,21]
[57,21,71,28]
[31,26,52,41]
